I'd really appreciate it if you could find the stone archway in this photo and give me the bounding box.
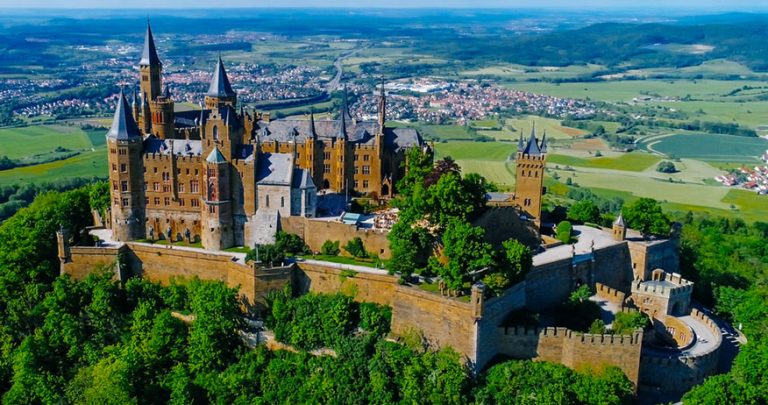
[381,184,389,196]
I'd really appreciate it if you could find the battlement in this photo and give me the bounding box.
[631,271,693,298]
[500,325,642,345]
[595,282,626,306]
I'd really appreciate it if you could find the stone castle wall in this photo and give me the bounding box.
[390,285,478,363]
[474,282,527,368]
[295,262,397,306]
[596,282,626,306]
[280,216,392,259]
[639,309,722,393]
[61,246,121,279]
[496,326,643,387]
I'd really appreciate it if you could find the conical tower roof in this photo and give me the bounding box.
[206,55,236,98]
[107,88,141,140]
[614,213,626,227]
[206,147,227,164]
[139,22,161,66]
[522,124,542,156]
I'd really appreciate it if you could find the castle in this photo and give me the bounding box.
[108,23,425,250]
[62,23,731,401]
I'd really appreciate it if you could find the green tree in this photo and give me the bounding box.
[611,311,649,335]
[320,240,341,256]
[622,198,670,237]
[246,244,286,266]
[567,200,601,224]
[656,160,677,173]
[440,220,494,291]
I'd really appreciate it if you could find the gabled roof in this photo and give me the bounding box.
[107,88,141,141]
[292,168,315,189]
[257,153,293,186]
[206,56,236,98]
[139,22,161,66]
[206,147,227,164]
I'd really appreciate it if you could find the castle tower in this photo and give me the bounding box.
[131,89,140,124]
[151,84,175,139]
[613,213,627,241]
[514,126,547,228]
[107,88,146,241]
[139,22,162,103]
[204,56,237,110]
[139,92,151,134]
[201,147,234,250]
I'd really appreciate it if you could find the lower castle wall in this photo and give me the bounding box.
[295,262,397,306]
[390,285,477,363]
[62,246,120,279]
[525,258,572,310]
[280,216,391,259]
[639,309,722,393]
[497,326,643,387]
[474,282,527,368]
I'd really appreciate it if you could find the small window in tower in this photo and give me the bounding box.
[112,181,118,191]
[163,185,170,193]
[153,182,159,191]
[280,196,285,208]
[364,155,370,161]
[112,164,117,172]
[213,125,219,141]
[164,197,170,206]
[120,163,127,173]
[363,180,369,189]
[354,155,359,161]
[153,167,158,174]
[179,199,185,207]
[121,181,128,192]
[178,183,185,193]
[266,195,270,208]
[122,198,129,207]
[154,197,160,205]
[362,165,370,175]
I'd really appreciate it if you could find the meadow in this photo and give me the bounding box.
[639,133,768,162]
[547,153,660,172]
[0,149,107,185]
[0,125,98,159]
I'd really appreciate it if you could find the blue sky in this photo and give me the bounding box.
[3,0,768,9]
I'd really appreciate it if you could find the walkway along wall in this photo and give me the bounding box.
[639,309,722,393]
[280,216,392,259]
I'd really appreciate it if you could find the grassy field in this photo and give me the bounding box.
[0,125,97,159]
[0,148,107,185]
[505,115,586,140]
[507,79,768,103]
[547,153,660,171]
[639,133,768,162]
[434,141,517,188]
[459,63,607,81]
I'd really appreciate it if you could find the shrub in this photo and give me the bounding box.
[246,244,285,265]
[343,237,368,258]
[556,220,574,244]
[275,231,308,255]
[321,240,340,256]
[611,311,649,335]
[656,161,677,173]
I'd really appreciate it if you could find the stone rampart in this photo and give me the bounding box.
[639,309,722,393]
[474,282,527,368]
[497,326,643,387]
[280,216,391,259]
[390,285,477,363]
[294,262,397,306]
[62,246,121,279]
[595,282,626,306]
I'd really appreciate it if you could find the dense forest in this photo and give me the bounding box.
[0,185,636,403]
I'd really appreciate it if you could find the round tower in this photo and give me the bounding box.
[107,88,146,241]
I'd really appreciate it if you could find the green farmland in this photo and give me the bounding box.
[547,153,660,172]
[639,133,768,162]
[0,125,102,159]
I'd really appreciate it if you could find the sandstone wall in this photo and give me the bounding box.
[496,326,643,387]
[472,207,540,248]
[596,282,626,306]
[639,309,722,393]
[62,246,120,279]
[281,216,391,259]
[592,242,634,292]
[390,285,477,363]
[295,262,397,305]
[525,257,572,310]
[474,282,527,368]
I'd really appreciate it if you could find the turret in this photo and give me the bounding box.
[150,84,175,139]
[204,55,237,110]
[201,147,233,250]
[139,21,162,102]
[131,89,140,124]
[107,88,145,241]
[613,213,627,241]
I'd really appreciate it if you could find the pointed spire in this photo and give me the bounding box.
[517,131,524,151]
[206,55,236,98]
[225,108,230,127]
[341,83,352,122]
[614,213,626,227]
[206,147,226,164]
[540,131,548,154]
[522,124,542,156]
[107,87,141,140]
[131,88,138,107]
[338,103,347,140]
[139,21,161,66]
[309,109,317,138]
[163,84,170,99]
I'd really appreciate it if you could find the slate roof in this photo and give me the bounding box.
[256,119,422,151]
[139,23,161,66]
[614,213,626,227]
[235,144,256,162]
[206,147,227,164]
[207,56,236,98]
[519,125,547,156]
[257,153,293,185]
[292,168,315,189]
[143,137,202,157]
[107,89,141,141]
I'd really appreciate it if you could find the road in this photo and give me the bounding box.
[326,45,369,92]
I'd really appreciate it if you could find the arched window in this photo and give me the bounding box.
[280,196,285,208]
[266,195,270,208]
[212,125,219,141]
